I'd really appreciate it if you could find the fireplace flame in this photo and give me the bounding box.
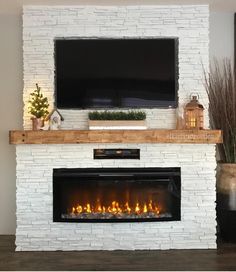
[125,202,131,214]
[97,205,102,213]
[76,205,83,213]
[84,203,91,213]
[71,200,160,215]
[143,204,147,213]
[135,203,140,213]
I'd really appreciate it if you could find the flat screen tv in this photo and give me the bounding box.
[55,38,178,109]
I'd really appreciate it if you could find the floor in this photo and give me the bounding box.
[1,236,236,271]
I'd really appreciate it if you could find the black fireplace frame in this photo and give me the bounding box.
[53,167,181,223]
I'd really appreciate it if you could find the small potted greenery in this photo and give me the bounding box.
[88,110,147,130]
[28,84,49,130]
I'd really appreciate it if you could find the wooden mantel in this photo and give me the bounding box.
[9,129,222,145]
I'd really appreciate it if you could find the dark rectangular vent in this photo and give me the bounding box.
[94,149,140,159]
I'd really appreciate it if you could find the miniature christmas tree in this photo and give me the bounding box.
[28,83,49,119]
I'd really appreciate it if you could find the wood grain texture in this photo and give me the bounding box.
[9,129,222,144]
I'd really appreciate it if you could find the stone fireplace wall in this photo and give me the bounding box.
[16,143,216,251]
[23,5,209,130]
[16,5,216,251]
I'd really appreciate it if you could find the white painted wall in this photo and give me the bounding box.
[0,12,22,235]
[0,0,235,234]
[210,11,234,61]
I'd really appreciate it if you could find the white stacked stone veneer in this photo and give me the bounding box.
[16,144,216,251]
[16,5,217,251]
[23,5,209,130]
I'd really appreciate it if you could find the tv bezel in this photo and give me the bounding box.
[54,37,179,109]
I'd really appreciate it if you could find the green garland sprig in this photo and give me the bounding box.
[88,110,146,120]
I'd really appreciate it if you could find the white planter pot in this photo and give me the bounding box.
[88,120,147,130]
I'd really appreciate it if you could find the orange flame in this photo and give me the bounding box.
[71,200,160,215]
[97,205,102,213]
[84,203,91,213]
[143,203,147,213]
[76,205,82,213]
[135,203,140,213]
[125,202,131,214]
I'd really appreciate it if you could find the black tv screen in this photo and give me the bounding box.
[55,38,178,109]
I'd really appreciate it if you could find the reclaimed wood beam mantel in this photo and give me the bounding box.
[9,130,222,145]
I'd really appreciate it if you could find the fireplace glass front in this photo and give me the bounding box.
[53,168,181,222]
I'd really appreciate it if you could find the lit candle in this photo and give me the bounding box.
[190,117,196,128]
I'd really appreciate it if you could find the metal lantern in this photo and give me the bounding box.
[184,95,204,130]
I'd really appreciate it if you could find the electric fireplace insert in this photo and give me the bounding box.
[53,167,181,223]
